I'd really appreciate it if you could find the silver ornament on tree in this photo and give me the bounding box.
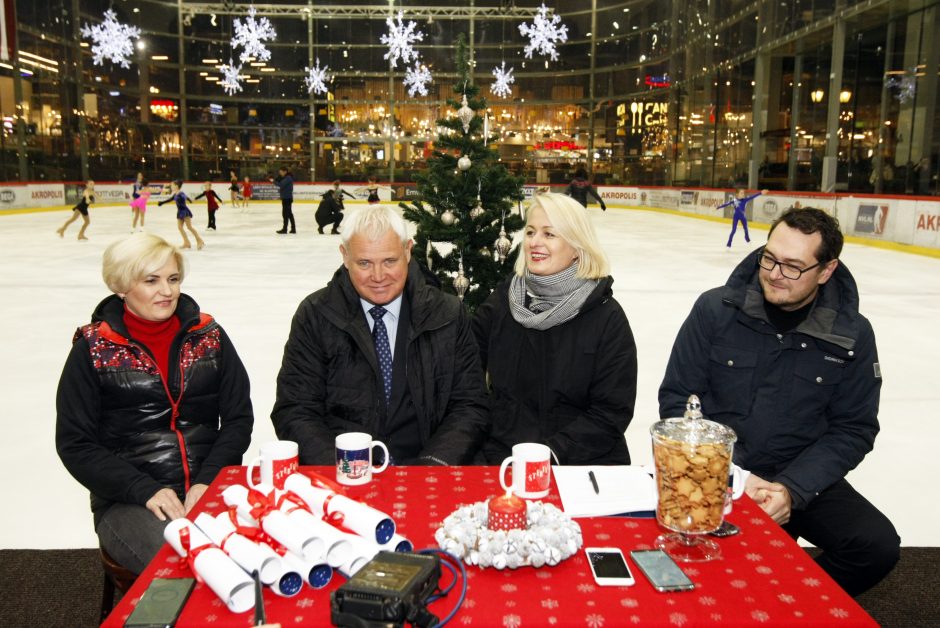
[453,256,470,300]
[458,155,472,171]
[470,182,485,219]
[441,209,456,225]
[457,94,474,133]
[494,217,512,262]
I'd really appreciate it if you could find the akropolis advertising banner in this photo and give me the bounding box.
[911,200,940,248]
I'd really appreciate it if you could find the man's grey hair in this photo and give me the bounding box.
[341,205,410,246]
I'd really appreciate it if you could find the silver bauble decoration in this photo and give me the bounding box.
[453,261,470,300]
[470,199,485,219]
[441,209,456,225]
[494,226,512,262]
[458,155,472,171]
[457,94,474,133]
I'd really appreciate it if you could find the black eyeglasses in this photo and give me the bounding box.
[757,250,824,280]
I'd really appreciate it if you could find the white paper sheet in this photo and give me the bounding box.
[552,465,657,517]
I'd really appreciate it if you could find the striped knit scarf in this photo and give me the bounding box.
[508,264,598,330]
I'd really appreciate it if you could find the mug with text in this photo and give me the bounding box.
[499,443,552,499]
[247,440,299,490]
[335,432,390,486]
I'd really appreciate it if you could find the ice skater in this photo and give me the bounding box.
[159,180,205,250]
[566,167,607,211]
[228,171,240,205]
[57,180,95,240]
[359,176,384,205]
[716,188,768,247]
[130,178,151,232]
[193,182,223,230]
[240,176,252,211]
[329,180,356,213]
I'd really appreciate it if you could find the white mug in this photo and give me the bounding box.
[247,440,299,490]
[499,442,552,499]
[335,432,390,486]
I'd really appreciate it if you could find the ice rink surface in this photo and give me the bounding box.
[2,200,937,548]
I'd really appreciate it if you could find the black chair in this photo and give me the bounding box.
[99,546,137,623]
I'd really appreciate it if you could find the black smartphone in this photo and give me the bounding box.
[124,577,195,627]
[629,549,695,592]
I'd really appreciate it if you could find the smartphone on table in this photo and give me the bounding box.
[629,549,695,592]
[584,547,635,586]
[124,577,195,627]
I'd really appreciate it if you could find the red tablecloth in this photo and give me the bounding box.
[103,466,876,627]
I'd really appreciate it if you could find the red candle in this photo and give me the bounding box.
[487,491,528,531]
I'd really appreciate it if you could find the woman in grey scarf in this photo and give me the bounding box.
[472,192,637,465]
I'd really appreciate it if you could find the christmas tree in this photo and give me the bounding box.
[401,35,526,312]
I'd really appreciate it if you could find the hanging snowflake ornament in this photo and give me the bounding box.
[381,11,424,69]
[80,9,141,68]
[518,3,568,62]
[219,58,244,96]
[886,67,917,104]
[232,6,277,64]
[490,62,515,98]
[404,62,432,97]
[304,58,331,95]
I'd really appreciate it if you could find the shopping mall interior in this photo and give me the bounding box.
[1,0,938,195]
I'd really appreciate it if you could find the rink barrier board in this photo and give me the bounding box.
[3,181,939,258]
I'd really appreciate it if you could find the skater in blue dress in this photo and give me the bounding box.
[716,188,768,247]
[159,180,205,250]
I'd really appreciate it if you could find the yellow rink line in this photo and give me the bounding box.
[6,200,940,260]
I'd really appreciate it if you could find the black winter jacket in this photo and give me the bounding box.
[271,260,489,465]
[274,173,294,200]
[658,249,882,509]
[472,276,637,465]
[56,294,254,525]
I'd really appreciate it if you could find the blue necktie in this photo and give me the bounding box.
[369,306,393,403]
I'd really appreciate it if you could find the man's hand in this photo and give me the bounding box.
[145,487,186,521]
[183,483,209,515]
[745,474,792,525]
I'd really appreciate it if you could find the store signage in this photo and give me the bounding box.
[645,75,671,88]
[618,101,668,134]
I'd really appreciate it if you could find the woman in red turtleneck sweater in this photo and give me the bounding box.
[55,233,254,574]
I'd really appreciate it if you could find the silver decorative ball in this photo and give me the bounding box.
[441,209,456,225]
[470,202,485,219]
[457,155,472,171]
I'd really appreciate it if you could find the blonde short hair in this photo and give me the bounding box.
[514,192,610,279]
[102,233,186,294]
[341,205,410,247]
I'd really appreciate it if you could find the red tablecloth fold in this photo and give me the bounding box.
[103,465,876,627]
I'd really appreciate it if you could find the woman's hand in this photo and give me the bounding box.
[183,483,209,514]
[145,487,186,521]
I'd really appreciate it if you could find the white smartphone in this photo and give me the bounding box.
[629,549,695,592]
[584,547,635,586]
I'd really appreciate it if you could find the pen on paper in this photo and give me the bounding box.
[588,470,599,494]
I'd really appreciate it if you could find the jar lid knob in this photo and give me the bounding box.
[684,394,703,420]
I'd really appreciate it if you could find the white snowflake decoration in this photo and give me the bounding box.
[490,62,516,98]
[518,3,568,62]
[232,7,277,64]
[80,9,141,68]
[886,67,917,104]
[219,58,243,96]
[304,59,331,95]
[404,63,433,97]
[381,11,424,69]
